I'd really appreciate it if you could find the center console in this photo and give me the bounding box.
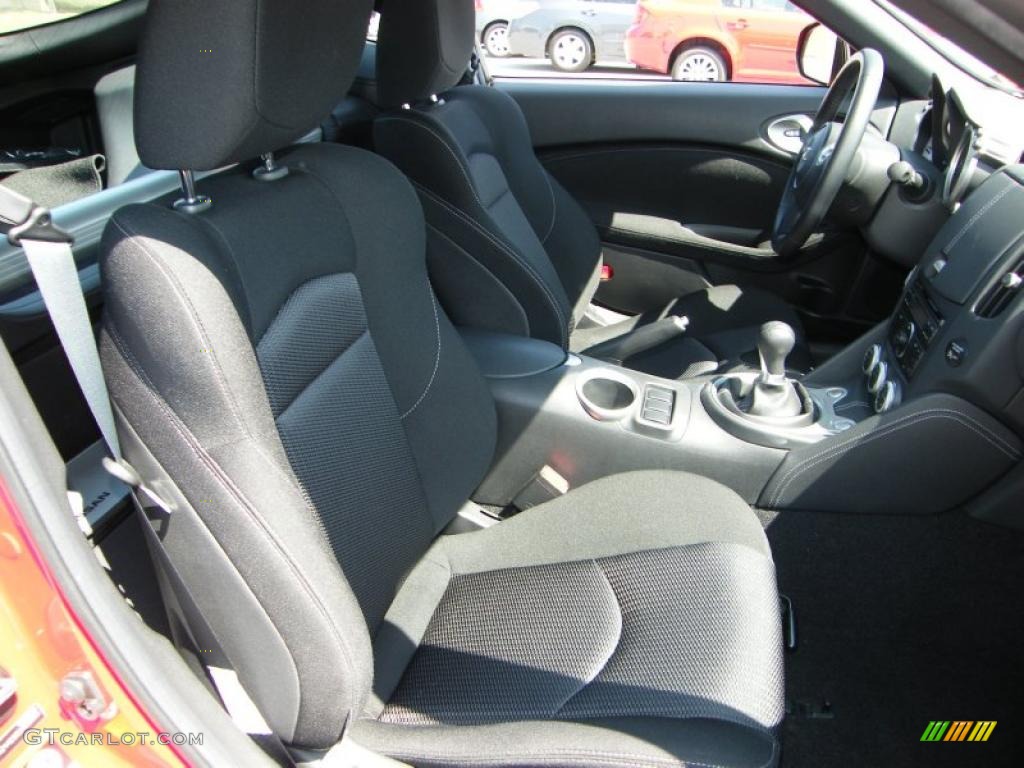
[462,167,1024,525]
[857,165,1024,423]
[459,329,787,506]
[772,165,1024,521]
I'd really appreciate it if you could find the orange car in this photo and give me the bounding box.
[626,0,815,83]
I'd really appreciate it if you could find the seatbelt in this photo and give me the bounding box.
[1,186,298,767]
[0,188,167,514]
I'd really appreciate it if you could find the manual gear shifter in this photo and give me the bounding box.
[702,321,819,446]
[758,321,795,383]
[747,321,804,418]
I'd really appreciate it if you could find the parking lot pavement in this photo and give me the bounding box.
[483,56,672,82]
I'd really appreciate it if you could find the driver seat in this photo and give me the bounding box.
[373,0,811,378]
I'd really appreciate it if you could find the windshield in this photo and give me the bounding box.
[873,0,1021,95]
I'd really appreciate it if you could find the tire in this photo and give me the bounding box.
[549,29,594,73]
[671,46,728,82]
[483,22,510,58]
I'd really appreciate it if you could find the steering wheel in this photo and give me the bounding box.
[771,49,885,258]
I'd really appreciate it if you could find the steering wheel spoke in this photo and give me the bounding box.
[771,49,885,258]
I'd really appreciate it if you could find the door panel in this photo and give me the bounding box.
[503,81,827,154]
[497,79,904,344]
[541,144,791,240]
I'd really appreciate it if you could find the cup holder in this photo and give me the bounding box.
[576,369,638,421]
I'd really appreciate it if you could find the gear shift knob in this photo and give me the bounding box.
[758,321,796,380]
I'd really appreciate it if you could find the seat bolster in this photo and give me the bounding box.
[369,552,452,716]
[348,717,779,768]
[99,325,372,748]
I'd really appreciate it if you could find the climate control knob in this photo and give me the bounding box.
[868,361,888,395]
[875,380,901,413]
[863,344,882,375]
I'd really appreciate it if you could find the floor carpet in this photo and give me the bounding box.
[767,509,1024,768]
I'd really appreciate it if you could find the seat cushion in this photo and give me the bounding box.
[574,285,811,379]
[354,471,784,768]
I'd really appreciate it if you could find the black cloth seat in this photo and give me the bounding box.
[100,1,785,766]
[372,0,810,379]
[357,472,783,768]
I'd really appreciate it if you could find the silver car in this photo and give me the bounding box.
[476,0,543,58]
[507,0,637,72]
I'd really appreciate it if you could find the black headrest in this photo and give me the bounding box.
[376,0,475,107]
[134,0,375,171]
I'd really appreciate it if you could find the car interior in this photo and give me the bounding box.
[0,0,1022,766]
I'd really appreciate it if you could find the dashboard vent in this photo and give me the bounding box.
[976,255,1024,318]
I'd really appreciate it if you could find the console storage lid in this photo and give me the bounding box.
[459,328,567,379]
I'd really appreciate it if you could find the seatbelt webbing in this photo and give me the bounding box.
[21,239,121,457]
[21,237,169,515]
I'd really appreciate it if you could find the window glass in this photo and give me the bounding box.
[476,0,835,85]
[0,0,122,36]
[873,0,1019,93]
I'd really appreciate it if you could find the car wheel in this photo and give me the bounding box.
[483,22,510,58]
[549,29,594,73]
[672,47,727,82]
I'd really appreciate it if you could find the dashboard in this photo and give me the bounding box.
[862,74,1024,272]
[862,164,1024,434]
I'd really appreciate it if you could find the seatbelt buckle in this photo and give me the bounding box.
[102,457,173,515]
[507,465,569,515]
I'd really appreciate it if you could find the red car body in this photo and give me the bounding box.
[626,0,815,84]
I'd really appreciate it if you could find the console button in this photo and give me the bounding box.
[641,386,675,427]
[904,338,925,373]
[642,409,671,425]
[927,257,947,278]
[893,319,916,358]
[945,339,968,367]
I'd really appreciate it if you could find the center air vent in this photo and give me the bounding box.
[975,254,1024,318]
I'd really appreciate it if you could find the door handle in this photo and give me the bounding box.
[764,114,815,155]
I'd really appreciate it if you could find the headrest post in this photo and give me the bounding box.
[172,170,212,215]
[252,151,289,182]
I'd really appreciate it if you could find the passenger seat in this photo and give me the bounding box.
[373,0,811,378]
[99,0,785,765]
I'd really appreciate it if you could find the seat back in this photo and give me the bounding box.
[100,0,496,749]
[374,0,602,348]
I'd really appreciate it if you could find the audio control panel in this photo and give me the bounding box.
[889,276,944,379]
